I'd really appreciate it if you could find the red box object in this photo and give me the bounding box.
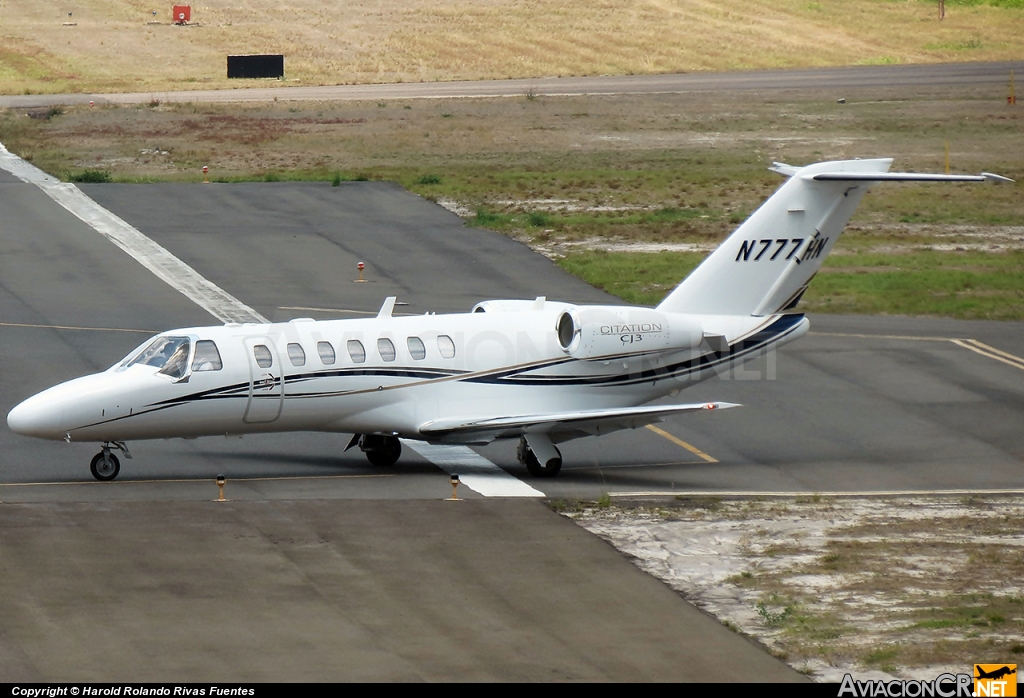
[172,5,191,24]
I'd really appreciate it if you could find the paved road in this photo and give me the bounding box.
[3,61,1023,109]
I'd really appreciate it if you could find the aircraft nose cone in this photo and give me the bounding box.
[7,393,66,440]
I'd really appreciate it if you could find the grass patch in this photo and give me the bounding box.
[804,251,1024,320]
[556,249,1024,319]
[67,169,112,183]
[556,250,707,306]
[4,0,1024,95]
[2,89,1022,320]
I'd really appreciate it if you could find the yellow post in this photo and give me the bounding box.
[216,475,227,502]
[447,474,460,501]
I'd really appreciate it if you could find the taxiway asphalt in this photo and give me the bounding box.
[4,177,1020,496]
[1,171,1021,681]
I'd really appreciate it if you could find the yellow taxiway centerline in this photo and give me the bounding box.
[645,425,718,463]
[951,338,1024,372]
[0,321,154,333]
[811,332,1024,372]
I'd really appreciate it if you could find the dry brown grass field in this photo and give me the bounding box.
[1,0,1023,95]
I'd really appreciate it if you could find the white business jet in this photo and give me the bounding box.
[7,159,1010,480]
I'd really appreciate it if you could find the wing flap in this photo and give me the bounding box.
[419,401,740,444]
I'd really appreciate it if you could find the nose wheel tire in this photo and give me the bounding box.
[90,452,120,481]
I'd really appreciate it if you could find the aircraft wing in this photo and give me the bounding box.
[418,401,739,445]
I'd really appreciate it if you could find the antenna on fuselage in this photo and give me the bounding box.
[377,296,397,318]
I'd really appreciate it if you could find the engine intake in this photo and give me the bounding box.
[555,306,703,360]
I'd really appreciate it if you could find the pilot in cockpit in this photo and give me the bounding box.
[162,342,189,380]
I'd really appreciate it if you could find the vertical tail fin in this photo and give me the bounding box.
[658,158,1007,317]
[657,158,891,316]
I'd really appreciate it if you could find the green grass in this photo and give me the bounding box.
[805,251,1024,319]
[556,249,1024,319]
[557,250,707,306]
[2,92,1022,321]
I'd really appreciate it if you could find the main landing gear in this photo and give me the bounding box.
[90,442,132,481]
[518,434,562,478]
[347,434,403,467]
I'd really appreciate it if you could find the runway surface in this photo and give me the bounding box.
[1,168,1022,680]
[3,175,1022,497]
[3,61,1023,109]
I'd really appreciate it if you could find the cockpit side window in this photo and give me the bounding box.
[127,336,191,379]
[191,340,223,372]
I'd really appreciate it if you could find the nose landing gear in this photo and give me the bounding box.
[89,441,132,481]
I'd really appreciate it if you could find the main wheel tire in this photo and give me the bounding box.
[364,436,402,467]
[90,452,120,481]
[518,439,562,478]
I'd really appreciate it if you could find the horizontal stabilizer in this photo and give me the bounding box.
[420,402,739,444]
[810,172,1013,183]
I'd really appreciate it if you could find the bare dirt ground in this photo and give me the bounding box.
[567,495,1024,682]
[1,1,1023,94]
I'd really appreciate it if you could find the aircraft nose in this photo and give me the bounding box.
[7,392,67,440]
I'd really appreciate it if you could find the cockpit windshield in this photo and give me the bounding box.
[125,336,191,379]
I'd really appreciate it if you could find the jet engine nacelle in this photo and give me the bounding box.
[471,298,572,314]
[555,306,703,360]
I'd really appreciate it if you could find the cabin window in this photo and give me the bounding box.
[287,343,306,367]
[407,336,426,360]
[127,336,191,380]
[377,338,396,362]
[191,340,223,372]
[318,341,336,365]
[347,340,366,364]
[437,334,456,359]
[253,344,273,369]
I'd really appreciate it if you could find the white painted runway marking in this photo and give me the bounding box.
[402,440,544,498]
[0,142,267,324]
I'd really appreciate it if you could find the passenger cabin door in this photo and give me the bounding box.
[244,338,283,424]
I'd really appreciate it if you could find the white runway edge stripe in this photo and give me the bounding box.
[402,440,544,498]
[0,142,267,324]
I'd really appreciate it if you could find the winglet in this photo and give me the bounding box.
[377,296,397,318]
